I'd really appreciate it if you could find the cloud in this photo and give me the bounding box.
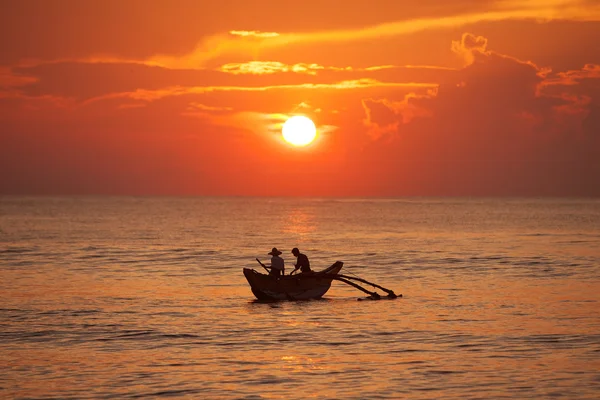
[543,63,600,86]
[362,91,437,139]
[11,1,588,71]
[2,58,441,129]
[218,62,460,78]
[538,65,600,114]
[451,33,489,65]
[0,91,73,121]
[79,79,437,109]
[186,102,233,112]
[229,30,279,38]
[1,0,598,78]
[219,61,328,75]
[181,102,234,118]
[356,32,600,195]
[219,61,421,75]
[9,60,448,105]
[361,99,400,139]
[0,67,38,87]
[138,1,600,69]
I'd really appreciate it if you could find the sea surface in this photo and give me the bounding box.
[1,197,600,399]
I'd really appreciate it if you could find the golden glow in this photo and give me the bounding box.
[2,1,600,197]
[282,116,317,146]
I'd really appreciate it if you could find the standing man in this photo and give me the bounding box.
[291,248,312,274]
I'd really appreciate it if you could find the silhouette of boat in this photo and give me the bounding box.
[243,261,344,301]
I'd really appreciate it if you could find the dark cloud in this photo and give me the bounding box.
[359,35,600,196]
[463,20,600,73]
[583,103,600,137]
[362,98,399,136]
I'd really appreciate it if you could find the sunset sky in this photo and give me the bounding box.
[1,0,599,196]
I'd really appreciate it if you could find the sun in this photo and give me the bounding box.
[282,116,317,146]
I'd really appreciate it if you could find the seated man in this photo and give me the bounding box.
[268,247,285,277]
[291,247,311,274]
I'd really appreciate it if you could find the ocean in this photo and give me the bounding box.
[1,197,599,399]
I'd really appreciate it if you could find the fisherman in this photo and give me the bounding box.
[268,247,285,277]
[291,247,312,274]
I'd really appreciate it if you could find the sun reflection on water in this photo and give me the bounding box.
[281,208,316,236]
[281,355,323,372]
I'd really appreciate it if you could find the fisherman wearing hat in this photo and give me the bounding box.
[267,247,285,277]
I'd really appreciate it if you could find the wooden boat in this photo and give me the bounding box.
[243,261,344,301]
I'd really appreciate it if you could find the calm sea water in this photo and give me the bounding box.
[1,197,600,399]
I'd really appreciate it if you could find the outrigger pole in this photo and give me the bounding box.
[330,276,381,299]
[302,273,400,300]
[336,274,399,299]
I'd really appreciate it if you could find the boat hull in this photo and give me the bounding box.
[243,261,343,300]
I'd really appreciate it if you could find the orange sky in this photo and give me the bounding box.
[1,0,599,196]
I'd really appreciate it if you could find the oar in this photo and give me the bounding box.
[256,258,270,274]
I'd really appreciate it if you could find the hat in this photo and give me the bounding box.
[268,247,282,256]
